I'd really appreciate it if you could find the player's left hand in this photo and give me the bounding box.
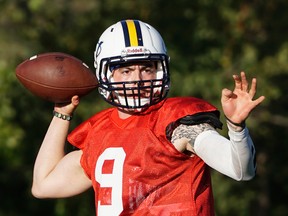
[221,71,265,124]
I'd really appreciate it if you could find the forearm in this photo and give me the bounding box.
[227,125,256,180]
[194,126,256,181]
[32,116,70,192]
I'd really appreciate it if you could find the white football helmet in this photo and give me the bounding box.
[94,19,170,110]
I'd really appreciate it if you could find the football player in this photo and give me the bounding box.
[31,19,265,215]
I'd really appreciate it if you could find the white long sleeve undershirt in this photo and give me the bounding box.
[194,125,256,181]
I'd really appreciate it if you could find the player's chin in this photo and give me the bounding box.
[119,104,150,114]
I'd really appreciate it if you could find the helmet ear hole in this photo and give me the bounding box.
[94,19,170,110]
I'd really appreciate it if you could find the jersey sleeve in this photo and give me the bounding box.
[67,120,93,150]
[67,120,94,179]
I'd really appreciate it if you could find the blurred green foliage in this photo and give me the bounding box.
[0,0,287,215]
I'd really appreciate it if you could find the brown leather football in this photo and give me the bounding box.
[16,52,98,103]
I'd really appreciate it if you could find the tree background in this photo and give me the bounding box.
[0,0,287,215]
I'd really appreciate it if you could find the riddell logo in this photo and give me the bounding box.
[126,48,144,53]
[121,47,150,57]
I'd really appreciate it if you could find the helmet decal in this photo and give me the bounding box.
[121,20,144,47]
[95,41,103,58]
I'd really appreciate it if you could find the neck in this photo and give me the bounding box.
[117,109,133,119]
[117,107,146,119]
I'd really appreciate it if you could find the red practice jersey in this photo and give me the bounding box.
[68,97,218,216]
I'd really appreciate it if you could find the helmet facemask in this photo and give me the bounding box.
[97,53,170,110]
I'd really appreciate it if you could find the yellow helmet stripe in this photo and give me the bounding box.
[121,20,143,47]
[126,20,138,46]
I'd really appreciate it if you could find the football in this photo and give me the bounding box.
[15,52,98,103]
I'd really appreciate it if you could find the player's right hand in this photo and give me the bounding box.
[54,95,80,116]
